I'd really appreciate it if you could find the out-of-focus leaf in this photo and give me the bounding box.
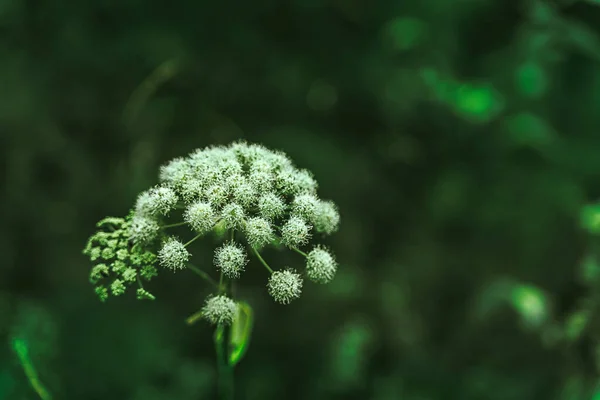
[580,255,600,284]
[11,338,52,400]
[511,284,549,329]
[329,318,373,389]
[383,17,426,51]
[565,310,589,341]
[228,301,253,367]
[581,204,600,235]
[515,62,548,98]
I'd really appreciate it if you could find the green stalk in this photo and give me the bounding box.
[214,229,239,399]
[251,247,274,274]
[291,247,308,257]
[214,315,234,399]
[186,263,219,288]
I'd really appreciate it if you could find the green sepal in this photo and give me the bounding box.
[213,219,228,239]
[228,301,253,366]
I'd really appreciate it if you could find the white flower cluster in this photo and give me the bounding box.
[156,141,339,242]
[100,141,341,320]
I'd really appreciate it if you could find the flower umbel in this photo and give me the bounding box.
[83,140,340,308]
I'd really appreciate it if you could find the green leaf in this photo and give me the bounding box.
[386,17,426,51]
[228,301,253,367]
[453,83,504,123]
[510,284,548,329]
[11,338,52,400]
[581,203,600,235]
[565,310,589,341]
[580,255,600,284]
[515,62,548,99]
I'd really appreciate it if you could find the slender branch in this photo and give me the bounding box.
[162,221,187,229]
[292,247,308,257]
[185,310,204,325]
[251,247,274,274]
[184,233,203,247]
[186,263,218,288]
[270,224,308,257]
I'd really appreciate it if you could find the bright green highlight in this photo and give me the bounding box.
[510,284,548,328]
[454,84,503,122]
[420,68,504,123]
[581,203,600,234]
[11,338,52,400]
[228,301,254,367]
[331,319,373,387]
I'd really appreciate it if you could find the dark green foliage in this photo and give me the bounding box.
[4,0,600,399]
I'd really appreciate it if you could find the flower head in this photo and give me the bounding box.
[291,193,319,222]
[135,186,178,216]
[314,200,340,235]
[158,237,189,271]
[214,241,248,279]
[129,216,160,244]
[306,246,337,284]
[184,200,215,234]
[268,269,303,304]
[258,192,286,221]
[221,202,246,229]
[205,184,229,208]
[159,157,192,188]
[202,295,238,325]
[281,216,311,248]
[244,217,273,249]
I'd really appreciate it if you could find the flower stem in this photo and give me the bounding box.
[186,263,218,288]
[162,221,187,229]
[214,325,234,400]
[219,271,225,294]
[184,233,203,247]
[292,247,308,257]
[251,247,274,274]
[185,310,204,325]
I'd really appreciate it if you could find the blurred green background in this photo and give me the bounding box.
[4,0,600,399]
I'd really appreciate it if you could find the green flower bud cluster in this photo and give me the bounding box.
[83,216,158,301]
[83,141,340,326]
